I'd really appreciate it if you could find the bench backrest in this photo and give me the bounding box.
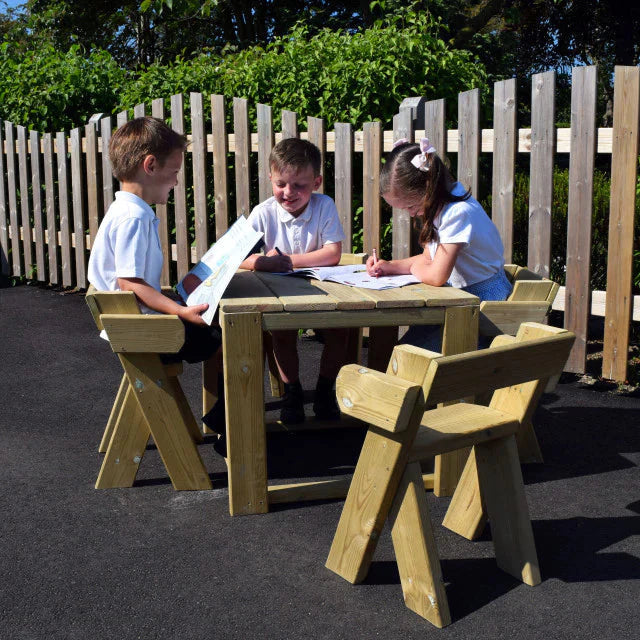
[85,285,140,331]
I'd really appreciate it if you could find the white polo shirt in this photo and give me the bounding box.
[88,191,163,293]
[427,183,505,288]
[246,193,345,254]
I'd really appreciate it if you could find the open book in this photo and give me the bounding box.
[277,263,421,290]
[176,216,263,325]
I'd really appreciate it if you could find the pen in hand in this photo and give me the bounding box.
[372,248,378,264]
[275,246,283,256]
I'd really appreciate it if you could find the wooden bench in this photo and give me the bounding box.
[325,322,575,627]
[86,286,212,490]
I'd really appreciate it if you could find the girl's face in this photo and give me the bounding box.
[381,190,423,217]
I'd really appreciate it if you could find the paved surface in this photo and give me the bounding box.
[1,284,639,640]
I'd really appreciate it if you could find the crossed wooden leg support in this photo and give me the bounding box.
[326,323,575,627]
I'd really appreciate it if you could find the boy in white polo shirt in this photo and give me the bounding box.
[240,138,348,424]
[88,116,227,443]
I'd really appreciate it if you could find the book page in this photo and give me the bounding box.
[177,216,264,325]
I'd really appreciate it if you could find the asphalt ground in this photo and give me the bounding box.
[1,284,639,640]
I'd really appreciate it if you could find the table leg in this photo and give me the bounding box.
[434,305,479,497]
[221,311,269,515]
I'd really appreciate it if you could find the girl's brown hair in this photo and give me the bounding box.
[380,142,469,245]
[109,116,187,182]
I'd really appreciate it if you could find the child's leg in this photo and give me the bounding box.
[319,328,350,379]
[270,329,304,424]
[270,329,300,383]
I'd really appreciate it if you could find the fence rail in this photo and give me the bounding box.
[1,65,638,381]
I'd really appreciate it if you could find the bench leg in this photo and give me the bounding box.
[516,418,543,463]
[442,448,487,540]
[96,384,150,489]
[99,373,128,453]
[389,462,451,627]
[474,435,541,586]
[120,354,212,491]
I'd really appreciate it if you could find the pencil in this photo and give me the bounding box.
[372,248,378,264]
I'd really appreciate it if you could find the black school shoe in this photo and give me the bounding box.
[313,375,341,420]
[280,380,305,424]
[202,373,225,436]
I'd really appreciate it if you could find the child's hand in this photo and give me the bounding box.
[366,255,390,277]
[255,253,293,272]
[178,303,209,326]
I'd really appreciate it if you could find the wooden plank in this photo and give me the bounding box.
[281,109,298,140]
[603,66,640,381]
[171,94,189,278]
[211,94,229,236]
[257,103,274,203]
[424,99,446,161]
[190,92,209,259]
[17,126,33,274]
[406,283,480,307]
[268,478,352,504]
[4,122,23,276]
[116,110,128,128]
[221,311,269,515]
[99,373,128,453]
[0,121,8,276]
[457,88,480,196]
[30,130,46,281]
[307,116,325,193]
[101,314,184,353]
[355,285,426,309]
[254,271,338,311]
[100,116,114,212]
[479,301,550,337]
[233,97,251,218]
[510,279,554,301]
[219,270,283,313]
[389,462,451,627]
[56,131,73,287]
[392,109,413,260]
[336,364,422,432]
[133,103,145,118]
[334,123,353,245]
[42,133,59,284]
[84,123,100,243]
[151,99,170,286]
[492,79,517,262]
[362,121,382,257]
[70,127,87,288]
[310,280,376,310]
[528,70,556,277]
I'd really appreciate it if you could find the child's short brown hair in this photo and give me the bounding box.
[269,138,321,176]
[109,116,187,182]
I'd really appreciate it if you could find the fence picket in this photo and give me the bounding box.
[133,103,145,118]
[257,103,274,203]
[17,126,33,273]
[603,66,640,381]
[424,99,446,159]
[0,121,8,276]
[151,99,170,286]
[363,121,382,257]
[42,133,58,285]
[100,116,114,212]
[392,109,413,260]
[5,123,20,276]
[233,97,251,218]
[116,111,128,128]
[334,123,353,245]
[282,110,298,140]
[70,128,86,288]
[56,131,73,287]
[171,94,189,278]
[457,88,480,196]
[30,130,46,281]
[191,92,209,259]
[211,94,229,234]
[85,123,100,243]
[565,66,597,373]
[529,70,556,276]
[308,116,326,194]
[492,79,517,262]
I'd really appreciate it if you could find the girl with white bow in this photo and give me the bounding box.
[367,137,512,349]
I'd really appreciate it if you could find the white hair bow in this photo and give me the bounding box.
[410,137,437,172]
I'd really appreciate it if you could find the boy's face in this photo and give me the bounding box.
[145,149,183,205]
[270,165,322,217]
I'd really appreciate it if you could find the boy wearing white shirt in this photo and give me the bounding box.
[241,138,348,424]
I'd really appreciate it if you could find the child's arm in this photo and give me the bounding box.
[117,277,209,326]
[409,243,462,286]
[277,241,341,269]
[240,252,293,272]
[366,252,425,276]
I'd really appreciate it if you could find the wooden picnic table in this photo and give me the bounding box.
[217,270,480,516]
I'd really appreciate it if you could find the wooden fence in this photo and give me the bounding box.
[1,65,638,380]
